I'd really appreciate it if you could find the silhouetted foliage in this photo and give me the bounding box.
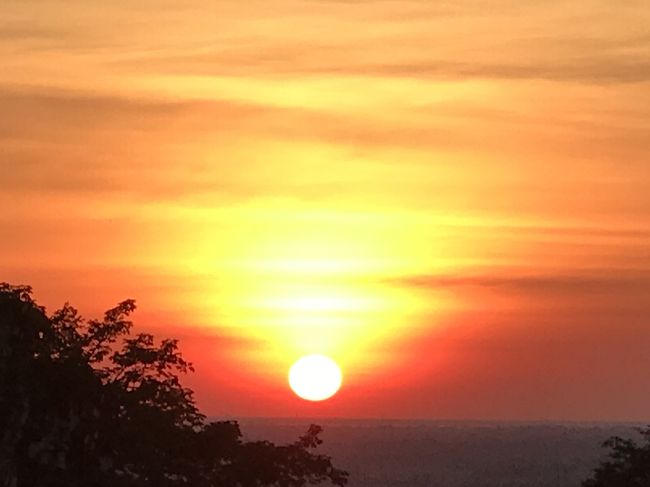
[0,283,348,487]
[583,427,650,487]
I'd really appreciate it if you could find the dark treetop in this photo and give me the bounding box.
[582,427,650,487]
[0,283,348,487]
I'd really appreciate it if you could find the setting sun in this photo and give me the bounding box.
[289,355,343,402]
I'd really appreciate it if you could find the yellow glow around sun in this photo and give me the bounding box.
[289,355,343,401]
[166,203,453,385]
[162,202,459,386]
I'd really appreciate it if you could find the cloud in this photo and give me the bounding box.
[0,85,285,196]
[353,58,650,85]
[0,24,62,41]
[113,31,650,84]
[0,84,469,200]
[0,85,259,130]
[397,271,650,295]
[130,59,646,87]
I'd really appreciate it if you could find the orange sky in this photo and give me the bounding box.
[2,0,650,420]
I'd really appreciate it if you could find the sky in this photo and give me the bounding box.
[1,0,650,420]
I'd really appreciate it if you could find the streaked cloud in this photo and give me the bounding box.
[398,271,650,295]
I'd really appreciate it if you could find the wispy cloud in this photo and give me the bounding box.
[118,43,650,85]
[0,23,65,41]
[397,271,650,297]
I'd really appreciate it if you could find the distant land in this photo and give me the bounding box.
[238,419,646,487]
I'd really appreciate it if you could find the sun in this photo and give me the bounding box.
[288,355,342,401]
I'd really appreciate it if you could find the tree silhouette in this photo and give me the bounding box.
[0,283,348,487]
[583,427,650,487]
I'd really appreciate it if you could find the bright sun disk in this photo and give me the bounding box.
[288,355,342,401]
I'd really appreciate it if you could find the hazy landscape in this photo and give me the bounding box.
[241,419,644,487]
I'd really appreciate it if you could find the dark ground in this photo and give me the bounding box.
[238,419,645,487]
